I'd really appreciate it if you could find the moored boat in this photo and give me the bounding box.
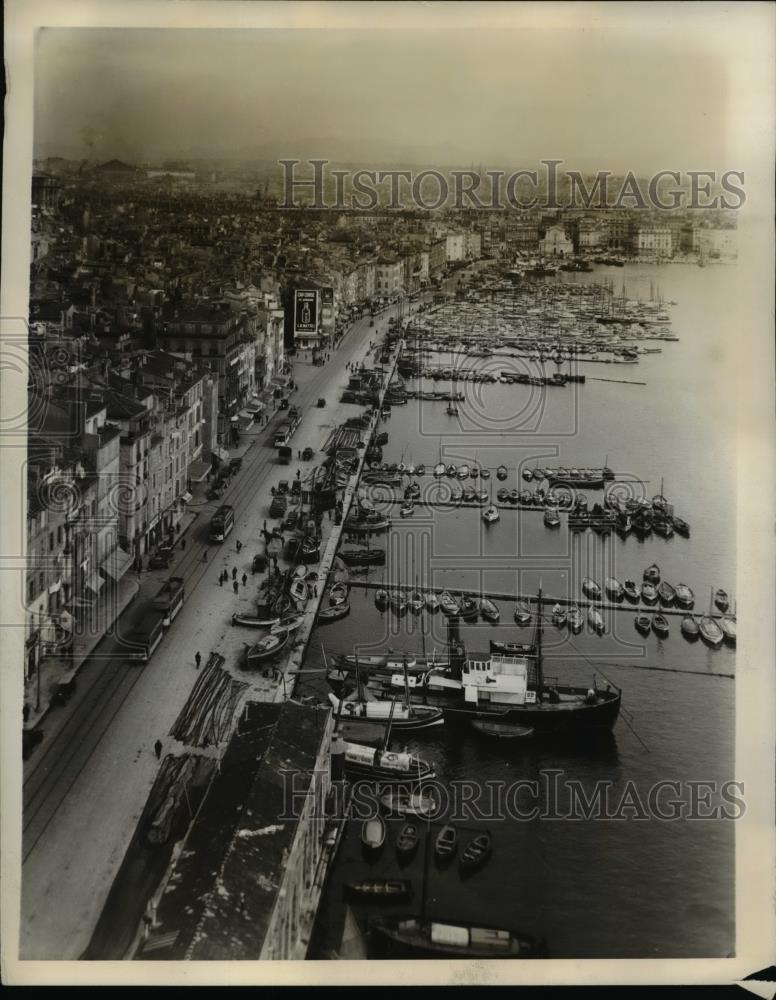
[439,591,460,617]
[479,598,500,623]
[435,824,457,860]
[551,603,567,627]
[623,579,640,603]
[425,591,440,613]
[459,832,493,873]
[587,606,605,634]
[375,588,389,611]
[396,822,420,858]
[714,588,730,612]
[369,917,546,959]
[345,741,435,785]
[544,506,561,528]
[470,719,535,739]
[657,580,676,606]
[482,504,500,524]
[382,790,438,818]
[330,582,349,605]
[582,577,601,601]
[641,582,658,605]
[245,630,289,667]
[643,563,661,584]
[720,616,736,645]
[675,583,695,609]
[681,615,700,641]
[567,605,583,634]
[652,613,670,638]
[634,613,652,636]
[605,578,624,601]
[362,815,386,852]
[699,615,724,648]
[514,602,532,626]
[317,601,350,624]
[346,879,412,903]
[496,465,508,481]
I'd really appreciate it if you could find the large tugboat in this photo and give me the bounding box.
[364,593,622,737]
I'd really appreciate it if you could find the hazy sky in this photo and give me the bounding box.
[34,26,733,171]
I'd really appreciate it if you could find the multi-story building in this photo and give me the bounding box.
[636,227,672,258]
[445,233,466,262]
[539,225,574,256]
[375,256,404,299]
[464,232,482,259]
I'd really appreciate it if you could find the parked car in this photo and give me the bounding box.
[277,480,290,495]
[317,398,326,407]
[53,678,76,706]
[252,553,267,573]
[229,457,243,472]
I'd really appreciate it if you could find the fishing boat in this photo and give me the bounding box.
[514,602,532,626]
[675,584,695,609]
[643,563,661,584]
[720,616,736,645]
[634,614,652,636]
[409,590,425,614]
[582,578,601,601]
[270,614,304,635]
[317,601,350,625]
[459,832,493,873]
[245,630,289,667]
[395,822,420,858]
[362,815,386,852]
[479,598,500,623]
[605,578,624,601]
[482,504,500,524]
[551,603,567,627]
[382,790,438,818]
[439,591,460,617]
[457,464,470,480]
[375,588,389,611]
[458,594,479,621]
[369,917,546,959]
[435,824,457,860]
[390,590,408,617]
[339,547,387,567]
[641,582,658,605]
[496,465,508,481]
[657,580,676,606]
[425,591,440,613]
[567,605,583,634]
[652,614,670,638]
[681,615,700,641]
[470,719,535,739]
[587,606,605,634]
[673,517,691,538]
[330,582,349,605]
[714,588,730,612]
[231,612,281,628]
[346,514,391,534]
[346,879,412,903]
[344,741,435,785]
[623,579,640,603]
[543,507,561,528]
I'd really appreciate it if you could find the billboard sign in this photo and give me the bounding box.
[294,289,319,336]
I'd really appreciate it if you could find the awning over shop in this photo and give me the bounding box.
[181,491,193,504]
[237,411,254,430]
[101,546,133,582]
[245,401,264,414]
[188,459,211,483]
[85,572,105,594]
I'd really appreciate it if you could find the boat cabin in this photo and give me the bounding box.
[462,654,537,706]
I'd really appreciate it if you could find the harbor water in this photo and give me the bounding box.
[305,263,736,959]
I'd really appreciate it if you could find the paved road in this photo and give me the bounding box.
[18,299,414,959]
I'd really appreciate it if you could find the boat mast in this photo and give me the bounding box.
[354,650,363,705]
[535,584,545,698]
[403,654,411,712]
[382,697,396,751]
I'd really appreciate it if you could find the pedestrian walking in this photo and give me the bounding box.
[233,580,239,595]
[232,566,237,580]
[236,539,242,552]
[195,651,202,669]
[202,550,208,562]
[313,584,318,598]
[242,573,248,587]
[181,537,186,550]
[154,739,163,759]
[219,574,224,587]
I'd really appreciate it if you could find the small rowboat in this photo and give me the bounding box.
[643,563,661,584]
[470,719,534,740]
[551,603,567,628]
[641,582,658,605]
[425,591,440,613]
[675,584,695,609]
[652,614,670,638]
[482,504,499,523]
[433,462,446,478]
[329,582,349,605]
[459,832,493,873]
[415,464,426,476]
[480,468,491,480]
[458,594,478,621]
[435,824,457,860]
[582,578,601,601]
[446,465,457,477]
[317,601,350,625]
[635,613,652,636]
[514,602,532,627]
[346,879,412,902]
[362,815,386,852]
[720,616,736,645]
[623,579,640,603]
[681,615,700,641]
[270,614,304,635]
[390,591,408,617]
[588,606,604,634]
[399,502,415,518]
[714,588,730,613]
[409,590,425,614]
[522,468,533,482]
[396,822,420,858]
[480,598,500,623]
[375,589,389,611]
[381,790,437,817]
[699,615,724,648]
[567,605,583,634]
[496,488,509,503]
[245,630,289,667]
[496,465,508,481]
[657,580,676,606]
[439,591,460,617]
[605,578,624,601]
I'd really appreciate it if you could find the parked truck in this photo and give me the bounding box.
[152,576,185,627]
